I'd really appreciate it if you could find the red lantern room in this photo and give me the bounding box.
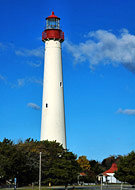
[42,12,64,43]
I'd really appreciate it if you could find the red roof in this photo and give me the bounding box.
[46,11,60,20]
[80,172,86,176]
[103,163,118,174]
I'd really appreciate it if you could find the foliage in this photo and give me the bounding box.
[87,160,104,183]
[2,138,135,186]
[115,151,135,185]
[0,138,80,186]
[79,160,104,183]
[77,156,90,172]
[89,160,104,175]
[42,151,80,185]
[101,155,121,170]
[77,156,95,183]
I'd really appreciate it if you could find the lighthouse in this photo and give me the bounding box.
[41,12,66,149]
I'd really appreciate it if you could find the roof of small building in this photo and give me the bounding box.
[80,172,86,176]
[103,163,118,174]
[103,173,109,176]
[98,173,109,177]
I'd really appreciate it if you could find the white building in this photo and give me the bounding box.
[40,12,66,149]
[98,163,121,183]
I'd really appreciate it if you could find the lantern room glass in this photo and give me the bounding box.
[46,18,60,29]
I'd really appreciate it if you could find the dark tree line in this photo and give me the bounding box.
[0,138,135,186]
[0,138,80,186]
[77,155,121,183]
[77,153,135,185]
[115,151,135,185]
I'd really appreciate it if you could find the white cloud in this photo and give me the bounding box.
[0,42,14,52]
[27,103,41,110]
[117,108,135,115]
[0,74,7,84]
[10,78,25,88]
[17,78,25,87]
[27,61,42,68]
[65,29,135,72]
[0,41,44,60]
[15,46,44,58]
[11,77,43,88]
[0,74,6,82]
[28,77,43,85]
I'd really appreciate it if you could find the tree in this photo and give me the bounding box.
[0,138,80,186]
[77,156,91,183]
[88,160,104,183]
[102,156,116,170]
[42,151,80,186]
[0,138,38,186]
[101,155,121,170]
[77,156,90,173]
[115,151,135,185]
[0,138,17,183]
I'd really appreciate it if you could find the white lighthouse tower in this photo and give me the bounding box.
[41,12,66,149]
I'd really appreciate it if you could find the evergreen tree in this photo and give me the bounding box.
[115,151,135,185]
[0,138,80,186]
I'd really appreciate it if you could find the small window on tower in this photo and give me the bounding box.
[60,82,63,87]
[46,103,48,108]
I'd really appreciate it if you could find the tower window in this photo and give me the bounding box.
[46,103,48,108]
[60,82,63,87]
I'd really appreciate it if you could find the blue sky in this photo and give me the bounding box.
[0,0,135,161]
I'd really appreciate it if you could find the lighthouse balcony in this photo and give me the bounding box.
[42,29,64,42]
